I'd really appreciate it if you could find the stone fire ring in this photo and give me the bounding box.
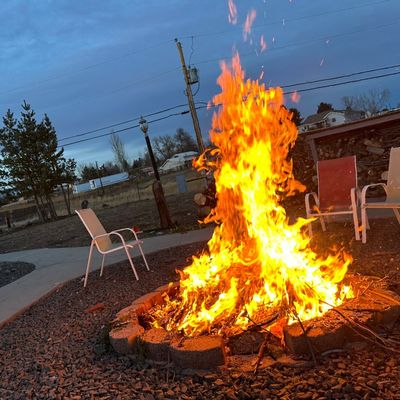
[109,276,400,369]
[109,283,226,369]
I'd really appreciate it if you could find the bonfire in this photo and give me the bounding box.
[149,54,353,338]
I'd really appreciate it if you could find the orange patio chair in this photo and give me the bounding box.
[305,155,360,240]
[76,208,149,287]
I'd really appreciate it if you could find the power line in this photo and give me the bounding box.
[60,106,208,148]
[284,70,400,95]
[193,19,400,67]
[2,2,396,105]
[0,39,175,97]
[282,63,400,89]
[60,64,400,147]
[58,103,190,143]
[59,66,399,149]
[180,0,393,40]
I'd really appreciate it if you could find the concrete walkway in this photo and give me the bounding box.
[0,227,213,327]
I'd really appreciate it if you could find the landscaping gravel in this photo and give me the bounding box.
[0,220,400,399]
[0,261,35,288]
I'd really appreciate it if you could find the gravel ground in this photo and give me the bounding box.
[0,262,35,288]
[0,221,400,399]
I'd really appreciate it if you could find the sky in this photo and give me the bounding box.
[1,0,399,169]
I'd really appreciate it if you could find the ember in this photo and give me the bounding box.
[149,54,353,337]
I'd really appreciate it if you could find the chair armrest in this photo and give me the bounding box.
[361,183,387,206]
[110,227,140,241]
[93,231,127,245]
[305,192,319,215]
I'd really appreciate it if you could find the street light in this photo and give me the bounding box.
[139,116,160,181]
[138,116,174,229]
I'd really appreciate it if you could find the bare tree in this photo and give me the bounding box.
[110,132,129,172]
[342,96,356,111]
[154,135,176,162]
[174,128,197,153]
[342,89,390,115]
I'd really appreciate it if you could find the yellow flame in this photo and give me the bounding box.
[152,54,352,337]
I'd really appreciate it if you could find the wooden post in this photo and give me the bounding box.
[152,181,174,229]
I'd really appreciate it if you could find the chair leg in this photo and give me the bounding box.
[361,207,367,244]
[84,241,95,287]
[124,246,139,281]
[352,208,360,241]
[100,254,106,277]
[319,216,326,232]
[306,213,313,237]
[393,208,400,224]
[138,244,150,271]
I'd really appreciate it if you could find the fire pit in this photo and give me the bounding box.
[109,276,400,369]
[110,56,400,369]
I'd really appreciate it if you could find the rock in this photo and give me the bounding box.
[84,303,105,314]
[170,336,226,369]
[132,291,164,311]
[284,315,349,355]
[141,328,171,362]
[227,331,266,355]
[109,324,145,354]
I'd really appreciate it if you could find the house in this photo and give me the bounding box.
[159,151,198,173]
[302,109,400,187]
[73,172,129,194]
[299,110,365,133]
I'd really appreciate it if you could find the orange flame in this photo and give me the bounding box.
[291,91,300,103]
[152,54,352,337]
[260,35,267,52]
[228,0,237,25]
[243,9,257,41]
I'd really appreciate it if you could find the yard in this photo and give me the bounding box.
[0,192,201,254]
[0,219,399,399]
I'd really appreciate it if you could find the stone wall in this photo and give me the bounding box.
[316,121,400,189]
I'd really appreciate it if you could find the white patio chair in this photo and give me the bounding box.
[360,147,400,243]
[75,208,149,287]
[305,155,360,240]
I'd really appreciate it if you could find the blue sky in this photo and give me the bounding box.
[1,0,399,168]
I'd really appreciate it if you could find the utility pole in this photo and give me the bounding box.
[175,38,205,154]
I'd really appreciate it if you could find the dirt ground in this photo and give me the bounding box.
[0,192,200,254]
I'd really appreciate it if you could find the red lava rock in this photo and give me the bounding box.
[109,323,145,354]
[170,336,226,369]
[84,303,105,314]
[141,328,171,362]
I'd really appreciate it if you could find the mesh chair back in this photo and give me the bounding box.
[386,147,400,202]
[317,155,357,211]
[75,209,112,252]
